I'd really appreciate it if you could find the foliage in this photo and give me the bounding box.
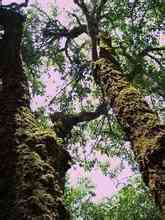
[105,175,161,220]
[64,175,160,220]
[23,5,65,96]
[101,0,165,95]
[64,177,96,220]
[23,7,45,96]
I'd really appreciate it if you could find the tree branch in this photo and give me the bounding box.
[73,0,89,18]
[146,53,162,66]
[68,12,83,27]
[73,0,100,61]
[50,102,108,138]
[140,46,165,56]
[43,21,87,60]
[43,23,87,46]
[96,0,108,20]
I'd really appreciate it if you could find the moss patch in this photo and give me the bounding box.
[15,106,71,219]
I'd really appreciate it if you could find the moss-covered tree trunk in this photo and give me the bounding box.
[95,34,165,219]
[0,8,70,220]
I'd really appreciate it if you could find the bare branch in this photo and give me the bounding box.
[73,0,100,61]
[50,102,108,138]
[69,24,87,38]
[63,38,72,62]
[19,0,29,8]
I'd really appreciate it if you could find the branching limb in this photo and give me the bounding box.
[50,102,108,138]
[63,38,72,62]
[43,22,87,50]
[139,46,165,67]
[68,24,87,38]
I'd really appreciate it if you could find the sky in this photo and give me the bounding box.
[4,0,134,202]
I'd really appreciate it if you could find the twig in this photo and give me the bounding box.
[48,77,80,106]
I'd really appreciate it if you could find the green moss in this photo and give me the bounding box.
[94,58,106,66]
[32,190,55,204]
[100,33,112,53]
[31,152,41,162]
[134,127,163,156]
[117,85,140,102]
[114,85,140,119]
[15,107,70,219]
[16,107,56,140]
[135,136,156,155]
[141,113,158,128]
[56,137,64,145]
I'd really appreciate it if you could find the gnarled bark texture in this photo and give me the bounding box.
[95,33,165,219]
[0,8,71,220]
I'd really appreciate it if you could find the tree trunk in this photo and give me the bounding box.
[95,33,165,219]
[0,8,71,220]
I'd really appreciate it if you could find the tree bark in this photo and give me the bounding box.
[0,8,71,220]
[95,33,165,219]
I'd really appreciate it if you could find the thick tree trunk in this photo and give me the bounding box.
[0,8,70,220]
[95,34,165,219]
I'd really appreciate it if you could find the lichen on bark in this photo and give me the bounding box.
[95,33,165,218]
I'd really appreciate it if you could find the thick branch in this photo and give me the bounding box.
[140,46,165,56]
[50,102,108,138]
[68,24,87,38]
